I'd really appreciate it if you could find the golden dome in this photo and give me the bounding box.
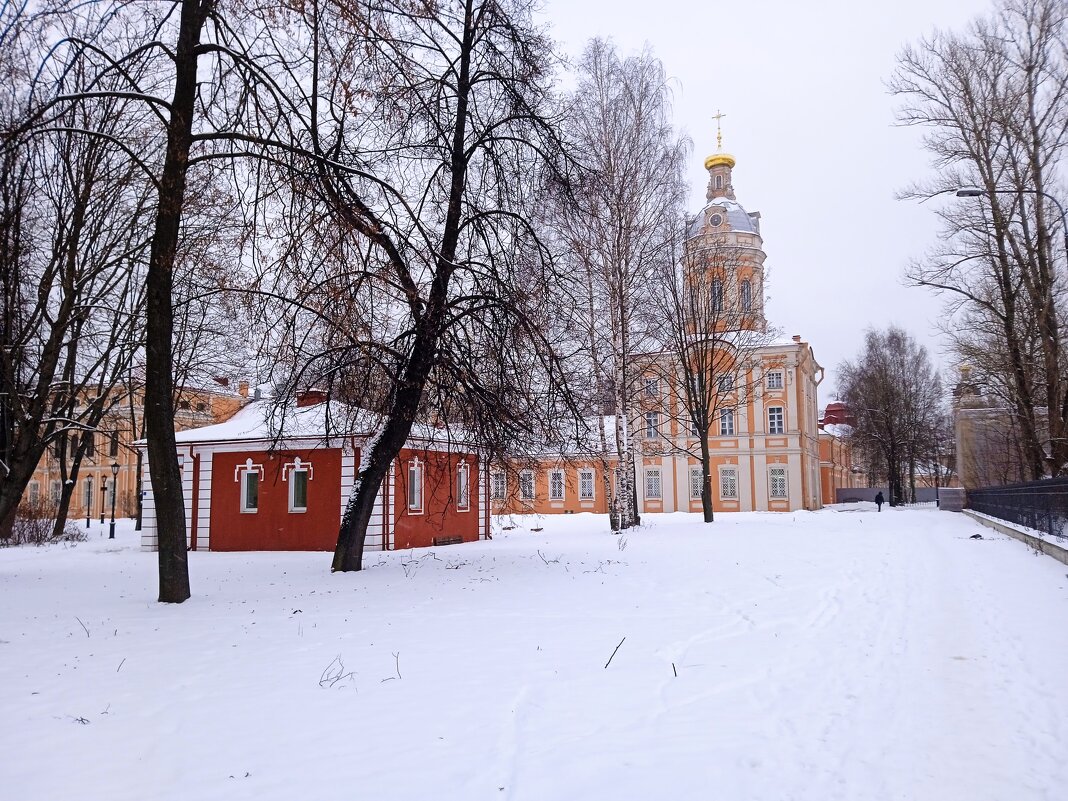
[704,152,736,170]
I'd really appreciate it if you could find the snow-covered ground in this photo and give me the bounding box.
[2,507,1067,801]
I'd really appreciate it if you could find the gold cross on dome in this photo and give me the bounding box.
[712,110,726,150]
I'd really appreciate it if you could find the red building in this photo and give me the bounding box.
[138,395,488,552]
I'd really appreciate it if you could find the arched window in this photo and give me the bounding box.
[715,174,723,189]
[711,279,723,313]
[741,279,752,312]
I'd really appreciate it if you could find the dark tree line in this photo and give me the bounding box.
[838,327,949,506]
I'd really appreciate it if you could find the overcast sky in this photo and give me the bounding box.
[540,0,993,404]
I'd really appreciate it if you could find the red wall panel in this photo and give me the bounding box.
[393,449,480,550]
[209,448,342,551]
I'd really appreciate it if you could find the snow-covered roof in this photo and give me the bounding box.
[686,197,761,239]
[820,423,854,439]
[170,401,363,443]
[144,400,478,448]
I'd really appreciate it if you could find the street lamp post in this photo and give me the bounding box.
[85,474,92,529]
[99,478,107,525]
[955,187,1068,261]
[109,462,119,539]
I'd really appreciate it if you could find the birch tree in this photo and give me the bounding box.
[556,39,688,530]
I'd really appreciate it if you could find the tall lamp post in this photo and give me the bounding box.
[109,462,119,539]
[955,187,1068,260]
[85,474,93,529]
[99,478,107,525]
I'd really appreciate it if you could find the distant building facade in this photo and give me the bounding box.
[495,142,857,515]
[26,379,249,521]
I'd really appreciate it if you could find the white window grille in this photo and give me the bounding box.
[645,412,659,439]
[690,467,703,500]
[720,468,739,499]
[741,280,752,312]
[50,480,61,504]
[768,406,785,434]
[491,471,506,500]
[549,469,564,501]
[719,407,735,436]
[519,470,535,500]
[579,469,595,500]
[769,467,788,499]
[717,374,733,394]
[712,279,723,312]
[766,371,784,390]
[645,469,662,500]
[644,377,659,397]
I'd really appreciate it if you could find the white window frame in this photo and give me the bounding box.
[240,469,259,513]
[289,468,309,513]
[766,371,784,390]
[49,480,61,504]
[519,469,535,501]
[548,469,564,501]
[456,461,471,512]
[768,406,785,435]
[579,469,595,501]
[645,411,659,439]
[720,467,739,500]
[769,466,788,499]
[29,481,40,506]
[491,471,506,500]
[689,467,703,500]
[719,407,735,436]
[644,377,659,397]
[717,374,733,394]
[712,278,724,312]
[83,478,93,507]
[407,458,424,514]
[741,280,752,312]
[645,468,662,500]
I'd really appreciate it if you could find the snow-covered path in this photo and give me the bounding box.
[2,507,1066,800]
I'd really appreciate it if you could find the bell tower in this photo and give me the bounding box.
[705,111,736,201]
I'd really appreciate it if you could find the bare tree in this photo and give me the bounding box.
[0,7,151,540]
[648,233,778,521]
[553,39,688,530]
[838,327,945,505]
[892,0,1068,479]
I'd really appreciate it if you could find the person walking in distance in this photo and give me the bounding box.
[874,491,885,512]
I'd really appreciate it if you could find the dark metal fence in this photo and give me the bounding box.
[966,477,1068,541]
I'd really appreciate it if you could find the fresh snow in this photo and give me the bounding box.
[2,507,1067,800]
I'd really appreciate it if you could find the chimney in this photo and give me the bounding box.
[238,379,249,398]
[213,376,229,388]
[792,334,801,343]
[296,388,328,408]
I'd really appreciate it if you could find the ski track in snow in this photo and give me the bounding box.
[1,507,1067,800]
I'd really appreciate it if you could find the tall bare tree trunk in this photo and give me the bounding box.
[145,0,214,602]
